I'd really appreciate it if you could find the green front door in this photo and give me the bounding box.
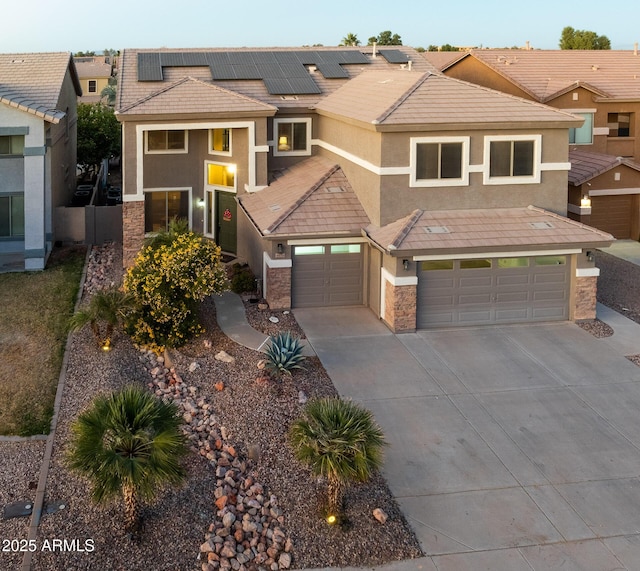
[216,191,237,254]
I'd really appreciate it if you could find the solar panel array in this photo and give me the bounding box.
[378,50,410,64]
[137,50,372,94]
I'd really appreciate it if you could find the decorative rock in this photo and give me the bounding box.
[222,512,236,528]
[258,303,268,310]
[278,553,292,569]
[220,545,236,559]
[188,361,199,372]
[215,381,225,391]
[204,339,213,348]
[183,412,193,424]
[298,391,308,404]
[373,507,388,524]
[215,351,236,363]
[268,316,279,323]
[256,360,266,370]
[215,495,228,510]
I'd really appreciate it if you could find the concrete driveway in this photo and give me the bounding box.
[294,307,640,570]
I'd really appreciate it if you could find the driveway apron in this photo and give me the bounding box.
[294,307,640,570]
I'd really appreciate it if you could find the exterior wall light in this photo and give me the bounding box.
[403,259,410,271]
[277,243,284,255]
[580,196,591,208]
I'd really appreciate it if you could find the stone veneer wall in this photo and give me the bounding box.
[574,275,598,320]
[266,266,291,310]
[122,201,145,267]
[384,281,417,332]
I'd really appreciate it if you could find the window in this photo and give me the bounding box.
[498,257,529,268]
[330,244,361,254]
[144,191,189,233]
[273,118,311,156]
[461,259,491,269]
[569,113,593,144]
[411,137,469,187]
[0,135,24,156]
[421,260,454,271]
[608,113,632,137]
[485,135,540,184]
[0,195,25,237]
[535,255,566,266]
[88,80,97,93]
[145,130,187,153]
[294,245,324,255]
[210,128,231,155]
[206,163,236,189]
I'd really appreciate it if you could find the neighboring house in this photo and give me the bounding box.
[425,49,640,238]
[0,52,81,270]
[74,56,113,103]
[116,46,611,331]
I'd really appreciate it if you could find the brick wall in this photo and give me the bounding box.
[574,275,598,320]
[122,201,145,267]
[383,281,417,332]
[266,266,291,310]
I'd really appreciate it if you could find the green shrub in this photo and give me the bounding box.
[123,231,228,351]
[230,263,256,294]
[264,331,306,377]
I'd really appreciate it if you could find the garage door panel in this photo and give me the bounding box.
[591,195,632,238]
[417,256,569,328]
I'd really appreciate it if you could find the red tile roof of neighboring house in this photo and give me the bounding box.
[238,155,370,237]
[365,205,613,254]
[442,50,640,102]
[569,149,640,186]
[314,70,583,127]
[0,52,81,122]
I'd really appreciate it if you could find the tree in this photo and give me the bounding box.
[77,103,121,177]
[66,386,187,538]
[339,33,360,47]
[367,31,402,46]
[123,222,229,351]
[100,78,117,107]
[559,26,611,50]
[289,398,386,518]
[69,288,133,350]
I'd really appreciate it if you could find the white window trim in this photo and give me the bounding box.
[145,130,188,155]
[272,118,312,157]
[204,160,237,194]
[483,134,542,185]
[410,136,470,187]
[208,128,232,157]
[143,187,192,234]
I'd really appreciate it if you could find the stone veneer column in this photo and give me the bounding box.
[265,265,291,310]
[574,272,598,320]
[383,275,417,333]
[122,200,145,267]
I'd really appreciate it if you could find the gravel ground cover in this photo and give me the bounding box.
[22,244,422,570]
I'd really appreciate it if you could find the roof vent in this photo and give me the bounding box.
[529,221,554,229]
[268,204,281,212]
[325,186,345,193]
[280,95,299,101]
[10,59,25,64]
[424,226,450,234]
[592,65,599,71]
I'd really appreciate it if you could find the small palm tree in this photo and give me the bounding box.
[144,217,190,249]
[66,386,187,538]
[289,397,386,517]
[69,288,133,349]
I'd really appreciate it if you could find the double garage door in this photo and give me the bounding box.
[417,255,570,328]
[291,244,363,308]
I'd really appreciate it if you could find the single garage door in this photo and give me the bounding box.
[417,255,569,328]
[292,244,363,308]
[590,195,632,239]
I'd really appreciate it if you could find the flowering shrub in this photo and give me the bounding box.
[123,231,229,351]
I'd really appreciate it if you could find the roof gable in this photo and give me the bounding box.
[569,149,640,186]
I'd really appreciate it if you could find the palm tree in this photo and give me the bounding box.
[144,216,190,249]
[340,33,360,47]
[69,288,133,349]
[66,386,187,537]
[289,397,386,517]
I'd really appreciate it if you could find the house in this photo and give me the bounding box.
[74,56,114,103]
[0,52,82,270]
[425,49,640,238]
[115,46,612,331]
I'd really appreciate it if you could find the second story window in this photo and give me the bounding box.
[608,113,632,137]
[145,130,187,153]
[88,80,97,93]
[210,128,231,155]
[569,112,594,144]
[410,137,469,187]
[485,135,540,184]
[0,135,24,156]
[273,118,311,156]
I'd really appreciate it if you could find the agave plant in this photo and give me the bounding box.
[264,331,306,378]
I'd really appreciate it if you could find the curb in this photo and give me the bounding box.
[21,246,91,571]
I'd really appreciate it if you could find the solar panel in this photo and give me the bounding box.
[315,63,349,79]
[263,77,321,95]
[231,65,262,80]
[378,50,409,64]
[160,53,186,67]
[138,53,163,81]
[182,52,209,66]
[228,52,255,65]
[211,65,237,80]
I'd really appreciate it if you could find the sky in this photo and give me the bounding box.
[2,0,638,54]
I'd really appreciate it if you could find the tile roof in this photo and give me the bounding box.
[0,52,80,123]
[314,70,583,127]
[449,50,640,102]
[117,46,437,113]
[74,61,112,79]
[365,205,613,253]
[569,149,640,185]
[117,76,277,116]
[421,51,468,71]
[238,155,369,237]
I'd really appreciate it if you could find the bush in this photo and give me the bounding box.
[230,263,256,294]
[123,231,228,351]
[264,331,306,378]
